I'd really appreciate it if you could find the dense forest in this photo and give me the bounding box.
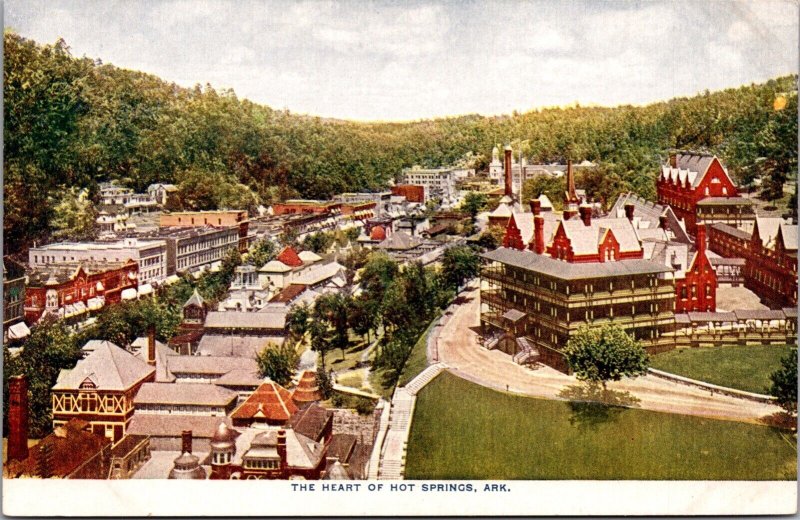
[4,31,797,254]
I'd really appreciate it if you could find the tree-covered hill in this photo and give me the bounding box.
[4,31,797,254]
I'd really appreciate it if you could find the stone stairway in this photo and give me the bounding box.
[376,364,449,479]
[404,363,447,396]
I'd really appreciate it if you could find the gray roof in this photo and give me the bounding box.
[205,310,287,330]
[503,309,526,322]
[695,197,753,206]
[376,230,421,251]
[710,223,751,241]
[292,262,345,286]
[54,341,155,391]
[196,334,284,358]
[733,309,790,320]
[213,368,264,387]
[686,311,737,322]
[184,289,205,308]
[128,414,231,438]
[482,247,673,280]
[133,383,238,406]
[166,355,258,376]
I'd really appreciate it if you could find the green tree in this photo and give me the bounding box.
[255,342,298,386]
[769,347,797,414]
[314,293,351,361]
[316,366,334,399]
[440,245,480,291]
[460,191,488,223]
[309,319,333,370]
[359,252,399,301]
[248,238,276,268]
[286,303,310,342]
[3,317,82,438]
[563,324,649,390]
[50,187,97,241]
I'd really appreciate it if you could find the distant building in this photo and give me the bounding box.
[159,210,251,252]
[272,200,342,216]
[744,217,798,308]
[146,183,179,206]
[3,258,26,341]
[24,259,139,323]
[28,238,168,286]
[391,184,426,204]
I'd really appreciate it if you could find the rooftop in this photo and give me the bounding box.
[231,381,298,423]
[54,341,154,391]
[133,383,238,407]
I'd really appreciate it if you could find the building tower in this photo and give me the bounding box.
[489,145,503,182]
[564,159,580,219]
[503,145,513,198]
[7,375,29,463]
[169,430,207,480]
[210,422,237,480]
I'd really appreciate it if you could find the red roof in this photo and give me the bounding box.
[292,370,322,404]
[370,225,387,241]
[231,381,298,424]
[269,283,308,304]
[276,246,304,268]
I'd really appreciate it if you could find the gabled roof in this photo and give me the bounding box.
[489,202,513,218]
[780,223,798,251]
[133,382,238,407]
[259,260,292,273]
[276,246,304,268]
[184,289,205,309]
[231,381,299,422]
[288,403,332,442]
[292,371,322,404]
[559,218,641,256]
[292,262,345,286]
[754,217,792,250]
[165,355,258,376]
[204,310,287,330]
[376,230,420,251]
[298,251,322,263]
[54,341,154,391]
[128,414,232,438]
[661,153,733,189]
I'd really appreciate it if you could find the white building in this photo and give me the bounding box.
[399,166,473,203]
[28,238,168,286]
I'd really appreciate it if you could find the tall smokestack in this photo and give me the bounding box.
[7,375,29,463]
[277,429,287,474]
[624,203,635,222]
[579,205,592,226]
[147,325,156,366]
[533,215,545,254]
[504,145,513,197]
[565,159,578,205]
[182,430,192,454]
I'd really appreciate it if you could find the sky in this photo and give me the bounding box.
[5,0,799,121]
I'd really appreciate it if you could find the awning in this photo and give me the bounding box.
[137,283,153,296]
[64,304,77,318]
[87,297,105,310]
[73,301,87,315]
[121,288,138,300]
[7,322,30,340]
[165,274,180,285]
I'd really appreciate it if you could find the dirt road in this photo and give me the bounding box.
[434,286,782,425]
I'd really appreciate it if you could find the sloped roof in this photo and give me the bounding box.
[285,429,324,469]
[259,260,292,273]
[128,414,232,438]
[276,246,304,267]
[489,202,513,218]
[292,370,322,404]
[166,355,258,376]
[231,381,299,422]
[54,341,154,391]
[780,223,798,251]
[196,334,281,357]
[376,230,420,251]
[205,310,287,330]
[754,217,788,249]
[292,262,345,286]
[326,434,357,463]
[482,247,672,280]
[288,403,331,441]
[133,383,238,407]
[184,289,205,309]
[298,251,322,263]
[214,368,264,387]
[560,217,641,256]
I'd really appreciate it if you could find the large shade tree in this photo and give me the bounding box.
[563,324,649,390]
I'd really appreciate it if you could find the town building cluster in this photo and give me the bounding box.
[480,148,797,371]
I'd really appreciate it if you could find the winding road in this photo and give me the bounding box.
[431,284,783,425]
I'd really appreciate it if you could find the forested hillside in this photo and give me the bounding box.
[4,31,797,254]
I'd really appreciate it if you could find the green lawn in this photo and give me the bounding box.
[650,345,791,394]
[406,373,796,480]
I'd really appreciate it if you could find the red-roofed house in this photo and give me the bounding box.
[276,246,304,268]
[231,381,299,427]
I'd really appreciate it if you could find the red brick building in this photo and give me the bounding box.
[708,223,752,259]
[391,184,425,204]
[656,153,750,235]
[272,200,341,216]
[674,224,716,312]
[743,217,798,308]
[24,260,138,323]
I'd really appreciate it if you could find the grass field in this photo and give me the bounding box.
[650,345,791,394]
[405,373,797,480]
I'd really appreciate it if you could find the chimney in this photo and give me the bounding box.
[277,429,287,474]
[533,215,545,254]
[503,145,513,197]
[566,159,578,204]
[529,199,541,216]
[696,223,707,253]
[579,205,592,226]
[563,209,576,220]
[624,203,635,222]
[181,430,192,455]
[147,325,156,366]
[7,375,29,463]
